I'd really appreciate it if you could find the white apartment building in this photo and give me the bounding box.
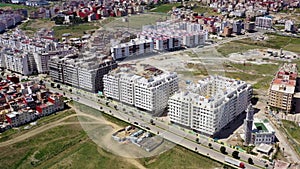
[1,48,33,75]
[111,38,154,60]
[285,20,295,32]
[6,109,37,127]
[103,64,179,115]
[139,21,207,50]
[168,76,252,136]
[0,29,74,75]
[255,17,272,29]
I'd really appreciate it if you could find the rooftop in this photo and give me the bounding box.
[270,63,298,94]
[253,118,275,134]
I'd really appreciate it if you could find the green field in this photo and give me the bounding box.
[0,124,139,169]
[281,120,300,156]
[19,19,56,36]
[72,102,130,127]
[216,41,266,57]
[223,63,279,89]
[151,3,181,13]
[53,24,98,39]
[0,106,224,169]
[235,34,300,54]
[282,120,300,143]
[141,145,222,169]
[192,6,217,16]
[230,63,279,75]
[103,13,169,31]
[0,109,75,143]
[0,3,35,10]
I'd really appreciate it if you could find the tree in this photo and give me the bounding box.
[220,146,226,154]
[57,84,61,89]
[248,158,254,165]
[51,83,55,87]
[39,80,43,85]
[208,143,212,148]
[69,89,72,93]
[196,138,199,143]
[232,151,239,159]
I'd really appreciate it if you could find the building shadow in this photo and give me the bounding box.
[214,108,260,139]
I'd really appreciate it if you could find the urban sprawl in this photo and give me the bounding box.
[0,0,300,169]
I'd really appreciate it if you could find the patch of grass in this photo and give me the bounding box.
[73,102,129,127]
[216,41,265,57]
[151,3,181,13]
[103,13,169,31]
[0,3,35,11]
[230,63,279,75]
[225,71,260,81]
[0,129,18,142]
[192,6,217,16]
[235,34,300,53]
[53,23,98,39]
[0,123,138,169]
[140,145,223,169]
[37,109,75,125]
[0,109,75,143]
[282,120,300,143]
[281,120,300,156]
[19,19,55,36]
[273,25,285,30]
[252,76,274,90]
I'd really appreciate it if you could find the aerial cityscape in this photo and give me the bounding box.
[0,0,299,169]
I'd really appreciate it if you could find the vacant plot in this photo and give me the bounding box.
[103,13,169,31]
[282,120,300,144]
[224,71,260,82]
[73,102,129,127]
[151,3,181,13]
[252,76,274,90]
[235,34,300,54]
[53,23,98,39]
[216,41,265,57]
[230,63,279,75]
[141,145,222,169]
[0,109,75,143]
[281,120,300,156]
[0,3,35,10]
[19,19,56,36]
[0,123,139,169]
[192,6,217,16]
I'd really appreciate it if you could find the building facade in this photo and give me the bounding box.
[111,38,154,60]
[255,17,272,29]
[268,63,298,113]
[49,52,117,93]
[1,48,34,75]
[103,64,178,115]
[168,76,252,136]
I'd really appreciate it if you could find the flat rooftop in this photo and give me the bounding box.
[109,64,164,80]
